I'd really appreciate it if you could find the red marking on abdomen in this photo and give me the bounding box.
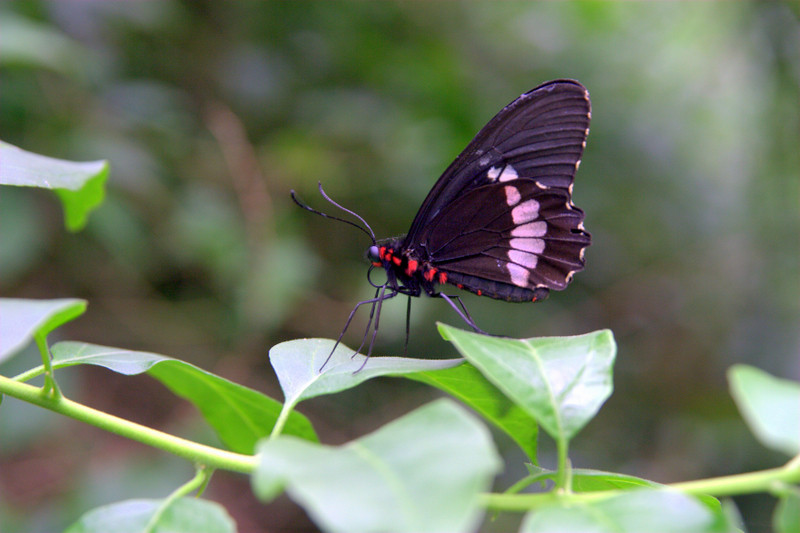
[405,259,418,277]
[423,268,437,282]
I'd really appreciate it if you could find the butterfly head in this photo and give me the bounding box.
[367,245,381,266]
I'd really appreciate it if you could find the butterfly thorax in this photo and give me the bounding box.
[368,239,446,298]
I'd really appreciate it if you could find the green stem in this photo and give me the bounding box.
[482,458,800,512]
[270,402,294,439]
[554,437,570,492]
[0,375,256,474]
[144,466,212,533]
[481,488,610,512]
[505,474,543,495]
[12,365,44,382]
[670,463,800,497]
[35,332,61,398]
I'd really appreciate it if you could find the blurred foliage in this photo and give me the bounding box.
[0,1,797,531]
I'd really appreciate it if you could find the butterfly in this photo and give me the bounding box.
[293,79,591,367]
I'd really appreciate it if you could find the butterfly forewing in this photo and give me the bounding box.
[403,79,591,301]
[404,79,591,242]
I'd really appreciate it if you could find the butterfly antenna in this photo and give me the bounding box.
[291,188,375,243]
[316,183,376,243]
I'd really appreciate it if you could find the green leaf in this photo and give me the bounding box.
[50,342,317,453]
[408,361,539,462]
[0,298,86,363]
[0,141,109,231]
[525,464,662,492]
[570,469,662,492]
[521,489,733,533]
[64,497,236,533]
[269,338,463,410]
[253,399,501,533]
[774,490,800,533]
[438,324,616,442]
[728,365,800,456]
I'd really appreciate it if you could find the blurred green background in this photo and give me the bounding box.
[1,2,798,531]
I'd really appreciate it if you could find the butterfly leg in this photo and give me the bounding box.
[352,287,382,357]
[437,293,490,335]
[403,295,412,357]
[321,287,392,372]
[355,284,396,372]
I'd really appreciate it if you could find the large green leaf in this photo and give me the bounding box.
[520,489,734,533]
[0,141,108,231]
[64,498,236,533]
[50,342,317,452]
[0,298,86,363]
[408,361,539,462]
[269,338,463,410]
[438,324,616,443]
[253,399,500,533]
[728,365,800,456]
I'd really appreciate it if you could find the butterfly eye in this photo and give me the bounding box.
[367,245,381,263]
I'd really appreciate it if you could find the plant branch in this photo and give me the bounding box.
[482,458,800,512]
[554,437,570,492]
[270,402,294,439]
[144,466,212,533]
[670,461,800,497]
[0,375,256,474]
[35,332,61,398]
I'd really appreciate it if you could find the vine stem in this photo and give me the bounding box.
[481,457,800,512]
[670,462,800,497]
[144,466,213,533]
[270,402,294,439]
[0,375,256,474]
[35,332,61,399]
[554,437,570,493]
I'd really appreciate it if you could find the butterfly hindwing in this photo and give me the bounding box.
[416,181,589,300]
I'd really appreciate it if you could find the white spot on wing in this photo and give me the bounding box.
[509,237,544,254]
[511,200,540,224]
[504,186,521,206]
[511,221,547,237]
[487,164,518,183]
[508,250,538,269]
[506,262,529,287]
[498,165,518,182]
